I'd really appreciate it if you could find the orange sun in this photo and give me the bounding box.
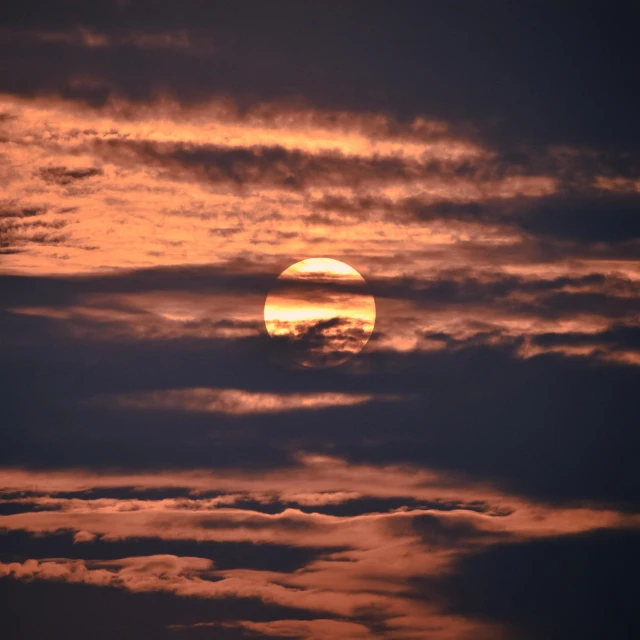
[264,258,376,367]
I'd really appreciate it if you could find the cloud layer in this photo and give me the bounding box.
[1,3,639,638]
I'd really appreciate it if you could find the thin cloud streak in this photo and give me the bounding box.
[100,388,400,414]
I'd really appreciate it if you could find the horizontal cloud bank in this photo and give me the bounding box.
[2,457,639,639]
[99,388,399,414]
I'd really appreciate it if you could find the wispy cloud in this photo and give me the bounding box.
[102,388,399,414]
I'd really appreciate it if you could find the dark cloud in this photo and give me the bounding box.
[316,190,640,246]
[520,289,640,321]
[0,578,313,640]
[208,227,242,238]
[91,139,640,212]
[1,300,639,507]
[422,528,640,640]
[0,263,276,309]
[2,262,637,314]
[0,501,55,516]
[38,166,104,185]
[22,231,69,244]
[1,2,638,154]
[94,138,470,191]
[315,196,494,224]
[517,191,640,244]
[0,204,49,219]
[266,315,375,368]
[372,272,639,324]
[532,325,640,353]
[409,513,505,548]
[0,530,336,573]
[1,219,67,233]
[0,217,70,249]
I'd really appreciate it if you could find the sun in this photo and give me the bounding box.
[264,258,376,367]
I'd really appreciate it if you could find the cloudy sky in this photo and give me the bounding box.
[1,2,639,638]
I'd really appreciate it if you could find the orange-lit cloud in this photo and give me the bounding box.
[1,456,638,638]
[2,89,637,367]
[102,388,398,414]
[1,91,621,281]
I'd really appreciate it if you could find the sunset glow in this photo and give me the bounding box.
[1,3,638,639]
[264,259,376,367]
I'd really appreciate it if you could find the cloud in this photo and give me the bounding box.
[211,619,377,639]
[0,554,217,593]
[516,191,640,244]
[1,487,636,639]
[38,165,103,185]
[527,325,640,363]
[1,485,637,639]
[0,10,637,639]
[0,575,311,640]
[0,554,406,621]
[313,190,640,245]
[73,530,97,543]
[3,264,638,366]
[0,26,202,52]
[0,203,49,219]
[93,138,496,192]
[1,430,639,640]
[268,317,375,368]
[1,5,637,639]
[103,387,399,415]
[1,2,638,157]
[2,289,639,505]
[424,528,640,640]
[1,457,638,543]
[0,529,337,573]
[0,90,637,281]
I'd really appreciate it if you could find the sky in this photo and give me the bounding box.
[1,2,639,638]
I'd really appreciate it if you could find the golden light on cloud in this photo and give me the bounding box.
[264,258,376,367]
[106,387,394,414]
